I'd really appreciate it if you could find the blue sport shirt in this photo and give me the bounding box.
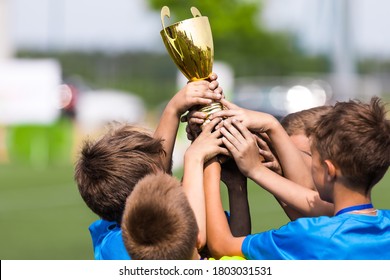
[242,210,390,260]
[89,219,131,260]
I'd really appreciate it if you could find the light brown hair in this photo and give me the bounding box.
[74,123,166,223]
[122,172,199,260]
[281,105,332,136]
[310,97,390,191]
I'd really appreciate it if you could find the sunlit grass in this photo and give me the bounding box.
[0,163,388,259]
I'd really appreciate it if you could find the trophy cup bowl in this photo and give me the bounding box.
[160,6,223,118]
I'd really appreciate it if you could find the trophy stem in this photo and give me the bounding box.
[198,102,224,120]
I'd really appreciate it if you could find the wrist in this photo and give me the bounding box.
[246,162,263,180]
[166,98,184,118]
[184,150,204,166]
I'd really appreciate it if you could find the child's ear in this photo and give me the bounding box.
[324,160,336,180]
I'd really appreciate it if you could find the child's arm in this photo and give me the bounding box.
[211,98,313,190]
[211,100,333,217]
[182,118,228,249]
[220,118,333,217]
[154,74,223,173]
[204,160,246,259]
[220,159,251,236]
[184,107,252,236]
[255,133,308,220]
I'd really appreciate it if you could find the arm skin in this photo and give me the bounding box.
[211,98,313,189]
[211,99,334,218]
[220,118,333,218]
[203,157,251,237]
[154,73,223,173]
[255,133,307,220]
[182,118,229,249]
[220,158,251,236]
[204,160,246,259]
[183,104,252,236]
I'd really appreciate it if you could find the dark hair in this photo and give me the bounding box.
[122,172,199,260]
[310,97,390,191]
[74,123,166,223]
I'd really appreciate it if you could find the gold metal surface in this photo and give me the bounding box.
[160,6,214,81]
[160,6,223,117]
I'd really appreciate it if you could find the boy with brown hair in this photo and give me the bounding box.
[76,124,165,224]
[209,99,333,217]
[122,117,228,259]
[74,75,223,259]
[121,172,200,260]
[205,97,390,259]
[277,105,334,219]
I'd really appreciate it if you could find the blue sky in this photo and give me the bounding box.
[4,0,390,58]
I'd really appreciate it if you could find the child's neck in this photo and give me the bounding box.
[333,182,372,216]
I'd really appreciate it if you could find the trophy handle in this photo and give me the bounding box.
[161,6,184,60]
[160,6,171,31]
[190,7,202,17]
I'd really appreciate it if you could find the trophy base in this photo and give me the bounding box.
[197,102,224,128]
[199,102,223,120]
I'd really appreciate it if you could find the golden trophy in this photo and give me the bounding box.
[160,6,223,118]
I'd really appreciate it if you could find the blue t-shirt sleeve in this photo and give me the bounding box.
[241,213,390,260]
[242,218,325,260]
[89,220,131,260]
[242,230,288,260]
[100,230,131,260]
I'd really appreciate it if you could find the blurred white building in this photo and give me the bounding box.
[76,89,146,134]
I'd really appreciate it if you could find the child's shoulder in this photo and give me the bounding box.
[379,209,390,218]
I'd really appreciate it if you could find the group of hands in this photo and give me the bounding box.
[175,73,283,180]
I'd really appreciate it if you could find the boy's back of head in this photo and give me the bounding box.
[121,172,199,260]
[74,123,166,223]
[281,105,332,136]
[310,97,390,190]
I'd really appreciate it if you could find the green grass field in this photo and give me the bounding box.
[0,162,389,260]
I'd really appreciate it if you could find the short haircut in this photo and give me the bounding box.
[281,105,332,136]
[310,97,390,191]
[74,123,166,223]
[122,172,199,260]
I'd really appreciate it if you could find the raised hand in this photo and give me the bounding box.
[173,73,223,117]
[220,118,264,178]
[254,133,283,175]
[210,99,277,133]
[186,117,229,164]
